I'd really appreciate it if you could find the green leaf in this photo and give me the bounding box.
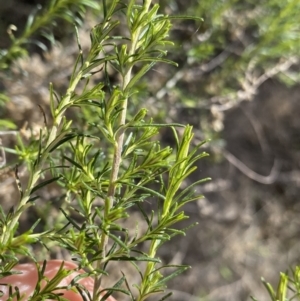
[63,156,85,171]
[158,292,173,301]
[31,176,61,194]
[109,255,160,263]
[276,272,288,301]
[106,232,130,252]
[0,120,17,130]
[262,277,276,301]
[154,265,190,287]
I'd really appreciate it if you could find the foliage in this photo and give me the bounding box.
[0,1,208,301]
[154,0,300,133]
[0,0,100,70]
[1,0,299,300]
[252,266,300,301]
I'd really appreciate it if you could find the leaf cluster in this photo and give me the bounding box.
[0,1,208,301]
[252,266,300,301]
[0,0,100,70]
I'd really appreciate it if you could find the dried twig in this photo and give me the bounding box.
[223,150,280,184]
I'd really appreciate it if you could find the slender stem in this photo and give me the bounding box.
[107,0,152,201]
[0,61,85,248]
[93,1,152,299]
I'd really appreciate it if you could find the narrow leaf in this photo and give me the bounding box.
[31,176,61,194]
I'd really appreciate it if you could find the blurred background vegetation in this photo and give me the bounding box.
[0,0,300,300]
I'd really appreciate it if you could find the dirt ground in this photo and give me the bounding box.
[1,2,300,301]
